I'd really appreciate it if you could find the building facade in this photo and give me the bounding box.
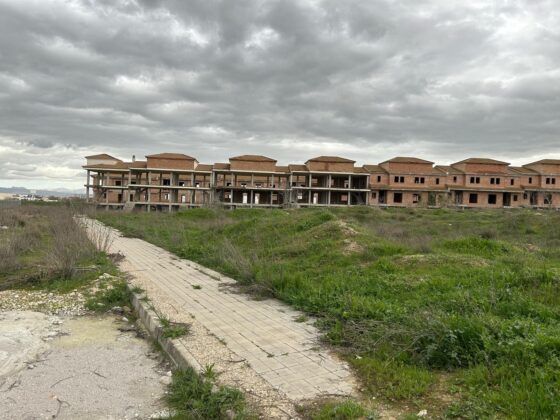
[84,153,560,210]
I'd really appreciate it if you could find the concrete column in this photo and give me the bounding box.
[105,172,109,205]
[250,190,254,208]
[327,175,331,207]
[251,173,254,187]
[147,171,151,212]
[86,170,90,202]
[348,175,352,206]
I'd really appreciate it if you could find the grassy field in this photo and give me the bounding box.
[96,207,560,419]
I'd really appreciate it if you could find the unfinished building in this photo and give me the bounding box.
[84,153,560,210]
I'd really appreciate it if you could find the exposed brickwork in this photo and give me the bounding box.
[83,153,560,210]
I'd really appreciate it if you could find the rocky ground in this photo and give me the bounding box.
[0,274,173,420]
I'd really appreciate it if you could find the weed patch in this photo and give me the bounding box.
[167,367,254,419]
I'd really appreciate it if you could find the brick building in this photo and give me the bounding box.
[84,153,560,210]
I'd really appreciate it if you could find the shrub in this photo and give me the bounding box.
[167,367,251,419]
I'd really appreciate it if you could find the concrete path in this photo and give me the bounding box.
[87,219,355,401]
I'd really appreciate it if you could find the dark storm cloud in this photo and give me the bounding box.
[0,0,559,188]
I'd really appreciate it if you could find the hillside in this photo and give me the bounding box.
[97,207,560,418]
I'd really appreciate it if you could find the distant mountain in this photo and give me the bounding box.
[0,186,85,197]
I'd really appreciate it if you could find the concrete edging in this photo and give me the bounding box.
[127,284,202,373]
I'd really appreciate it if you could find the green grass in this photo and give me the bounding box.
[297,399,376,420]
[159,315,191,339]
[167,366,254,419]
[97,207,560,418]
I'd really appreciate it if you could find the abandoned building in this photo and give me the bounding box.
[84,153,560,210]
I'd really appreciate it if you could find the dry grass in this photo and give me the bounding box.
[0,204,110,289]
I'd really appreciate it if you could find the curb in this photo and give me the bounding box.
[127,284,202,373]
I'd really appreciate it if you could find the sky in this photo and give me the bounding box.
[0,0,559,190]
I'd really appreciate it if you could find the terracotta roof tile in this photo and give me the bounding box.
[306,156,355,163]
[453,157,510,165]
[288,164,308,172]
[195,164,213,171]
[229,155,277,162]
[380,157,434,164]
[362,164,386,173]
[146,153,197,160]
[85,153,122,161]
[524,159,560,165]
[213,163,231,170]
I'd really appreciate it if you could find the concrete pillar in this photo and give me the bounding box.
[147,171,151,212]
[86,170,90,203]
[327,175,331,206]
[348,175,352,206]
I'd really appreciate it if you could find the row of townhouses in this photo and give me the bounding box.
[84,153,560,210]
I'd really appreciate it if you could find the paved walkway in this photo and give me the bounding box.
[86,219,355,400]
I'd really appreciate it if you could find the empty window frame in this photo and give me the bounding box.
[371,192,377,199]
[546,178,556,185]
[469,193,478,204]
[393,192,403,203]
[528,177,533,184]
[544,193,553,205]
[115,180,122,186]
[436,178,440,185]
[513,195,518,202]
[490,178,501,185]
[414,177,425,184]
[394,176,405,183]
[163,178,170,186]
[510,179,514,186]
[377,175,381,182]
[453,176,457,182]
[470,176,481,184]
[488,194,497,204]
[523,193,528,200]
[413,193,421,203]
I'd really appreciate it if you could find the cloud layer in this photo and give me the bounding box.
[0,0,559,188]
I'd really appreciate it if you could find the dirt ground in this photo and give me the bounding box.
[0,311,170,420]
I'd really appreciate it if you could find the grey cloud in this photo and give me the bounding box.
[0,0,559,189]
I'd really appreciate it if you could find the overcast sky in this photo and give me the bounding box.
[0,0,559,190]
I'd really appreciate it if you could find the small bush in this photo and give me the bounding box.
[167,367,252,419]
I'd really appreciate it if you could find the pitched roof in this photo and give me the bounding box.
[229,155,277,162]
[380,157,434,164]
[435,165,464,175]
[508,166,536,175]
[453,158,510,165]
[146,153,197,160]
[83,162,130,170]
[362,164,386,173]
[195,164,213,171]
[524,159,560,165]
[275,166,289,173]
[288,164,308,172]
[128,161,147,168]
[306,156,355,163]
[213,163,230,170]
[353,167,368,173]
[85,153,121,161]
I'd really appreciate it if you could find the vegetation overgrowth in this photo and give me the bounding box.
[0,204,115,291]
[97,207,560,418]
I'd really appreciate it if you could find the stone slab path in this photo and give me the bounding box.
[86,219,355,401]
